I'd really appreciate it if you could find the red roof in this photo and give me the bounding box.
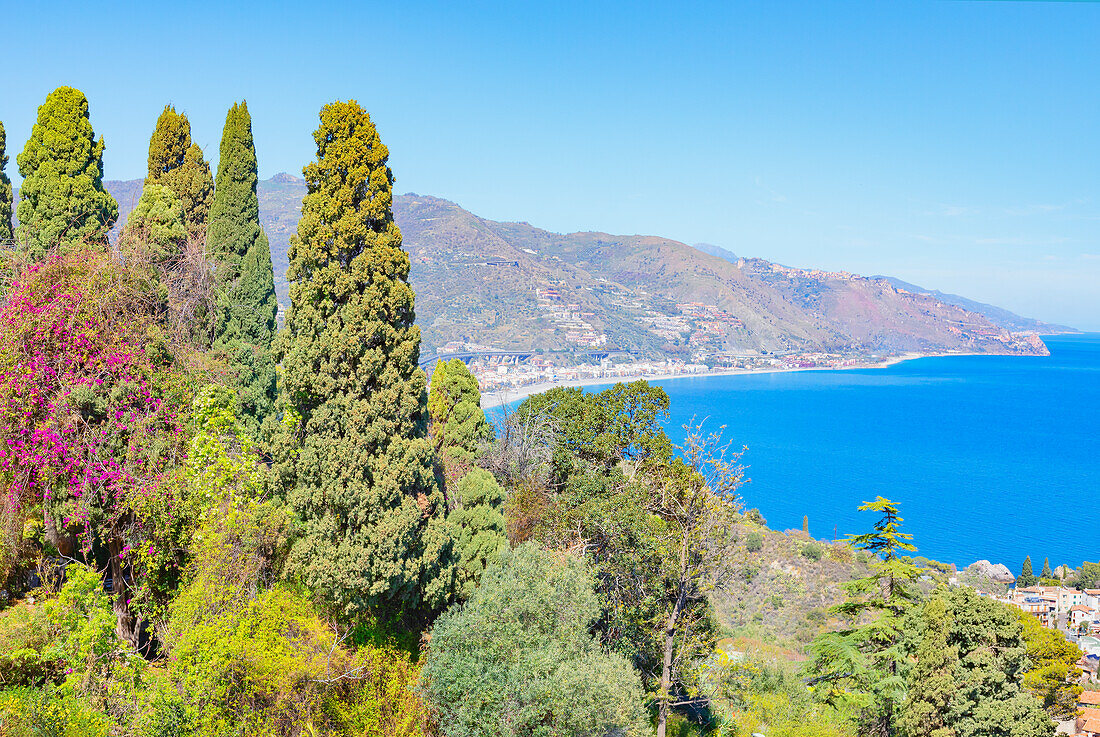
[1080,691,1100,706]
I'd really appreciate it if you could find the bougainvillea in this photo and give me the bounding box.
[0,249,192,646]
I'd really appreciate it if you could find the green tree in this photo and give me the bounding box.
[1014,608,1082,719]
[1018,556,1038,588]
[121,184,187,268]
[276,100,453,618]
[1071,561,1100,589]
[207,101,277,437]
[420,544,648,737]
[447,469,509,599]
[145,105,214,237]
[806,498,922,737]
[16,87,118,258]
[0,120,12,242]
[940,587,1052,737]
[428,358,493,464]
[1040,558,1053,579]
[899,597,957,737]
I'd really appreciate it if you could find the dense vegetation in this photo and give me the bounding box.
[0,88,1081,737]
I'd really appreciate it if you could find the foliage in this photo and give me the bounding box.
[276,99,452,619]
[515,381,672,484]
[0,250,191,648]
[0,565,145,726]
[421,544,648,737]
[208,101,278,438]
[163,484,424,737]
[708,650,856,737]
[898,596,957,737]
[428,358,493,465]
[122,184,187,269]
[806,498,922,737]
[1070,561,1100,589]
[15,87,118,258]
[1014,607,1082,719]
[1040,558,1052,579]
[447,469,508,600]
[1018,556,1037,587]
[937,587,1052,737]
[0,120,12,242]
[145,105,214,238]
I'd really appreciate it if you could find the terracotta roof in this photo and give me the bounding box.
[1082,706,1100,720]
[1080,690,1100,705]
[1083,715,1100,734]
[1072,605,1095,613]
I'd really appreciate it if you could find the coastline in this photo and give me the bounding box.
[479,350,977,409]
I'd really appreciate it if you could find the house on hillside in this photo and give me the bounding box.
[1077,692,1100,736]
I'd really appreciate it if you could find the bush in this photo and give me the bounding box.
[421,544,648,737]
[801,543,823,562]
[746,531,764,552]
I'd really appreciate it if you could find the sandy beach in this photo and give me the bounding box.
[479,351,942,409]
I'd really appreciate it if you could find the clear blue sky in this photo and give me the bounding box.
[2,1,1098,329]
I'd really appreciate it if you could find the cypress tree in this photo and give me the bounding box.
[1041,557,1053,579]
[207,101,277,437]
[16,87,118,259]
[1019,556,1037,587]
[146,105,190,180]
[0,121,12,242]
[428,358,493,463]
[277,100,453,618]
[145,106,214,237]
[899,597,957,737]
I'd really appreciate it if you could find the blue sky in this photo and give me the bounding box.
[2,0,1098,328]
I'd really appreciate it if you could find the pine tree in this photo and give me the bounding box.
[145,106,214,238]
[1040,557,1053,580]
[16,87,118,259]
[0,120,13,242]
[207,101,277,437]
[807,497,923,737]
[277,100,453,618]
[1019,556,1038,587]
[899,597,958,737]
[428,358,493,464]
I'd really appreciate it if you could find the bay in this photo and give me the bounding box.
[494,334,1100,572]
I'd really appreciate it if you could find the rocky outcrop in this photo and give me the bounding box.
[966,560,1016,584]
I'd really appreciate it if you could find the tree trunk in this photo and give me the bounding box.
[656,584,686,737]
[106,537,148,656]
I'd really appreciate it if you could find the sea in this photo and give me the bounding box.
[494,333,1100,573]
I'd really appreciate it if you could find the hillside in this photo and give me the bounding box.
[877,276,1076,334]
[103,177,1052,361]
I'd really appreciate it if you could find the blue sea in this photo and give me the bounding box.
[496,334,1100,572]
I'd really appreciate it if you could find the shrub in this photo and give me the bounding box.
[801,542,823,562]
[746,531,764,552]
[421,544,648,737]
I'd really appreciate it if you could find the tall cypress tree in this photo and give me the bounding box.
[207,101,277,437]
[1019,556,1037,587]
[277,100,453,618]
[0,121,13,242]
[16,87,118,259]
[145,105,214,237]
[1041,557,1053,579]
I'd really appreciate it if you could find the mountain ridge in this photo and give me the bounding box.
[98,177,1059,360]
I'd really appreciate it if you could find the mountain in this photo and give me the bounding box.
[875,276,1075,334]
[103,177,1051,360]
